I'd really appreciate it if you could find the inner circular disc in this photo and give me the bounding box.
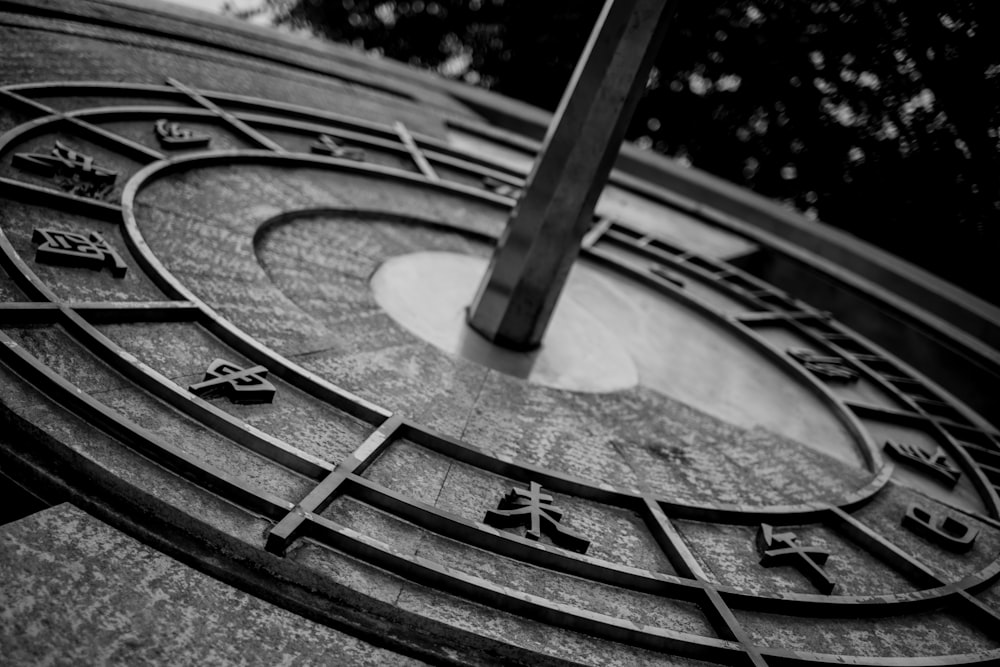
[371,251,639,393]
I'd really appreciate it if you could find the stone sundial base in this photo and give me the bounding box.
[2,2,1000,666]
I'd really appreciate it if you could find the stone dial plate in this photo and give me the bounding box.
[1,79,1000,666]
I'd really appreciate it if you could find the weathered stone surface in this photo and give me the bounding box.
[362,440,673,573]
[394,583,716,667]
[2,5,998,664]
[6,325,131,395]
[0,201,166,302]
[850,482,1000,582]
[675,519,916,595]
[732,606,997,657]
[0,504,426,666]
[321,496,712,634]
[0,268,27,302]
[0,363,271,549]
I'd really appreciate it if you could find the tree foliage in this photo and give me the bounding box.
[250,0,999,302]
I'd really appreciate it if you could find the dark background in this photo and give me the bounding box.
[236,0,999,304]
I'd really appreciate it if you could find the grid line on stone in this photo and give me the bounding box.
[829,506,1000,635]
[0,176,123,223]
[0,301,199,324]
[642,495,769,666]
[0,87,166,162]
[394,120,439,181]
[265,414,404,555]
[166,78,286,153]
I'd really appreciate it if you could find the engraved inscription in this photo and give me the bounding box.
[31,228,127,277]
[902,504,979,553]
[13,140,117,199]
[788,349,860,383]
[884,440,961,487]
[756,523,836,594]
[154,119,211,149]
[310,134,365,161]
[484,481,590,553]
[188,359,276,404]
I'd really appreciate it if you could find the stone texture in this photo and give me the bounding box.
[675,519,916,595]
[0,504,427,666]
[320,496,712,635]
[363,440,673,573]
[2,8,998,664]
[394,583,717,667]
[5,325,131,395]
[0,200,166,303]
[849,482,1000,583]
[732,606,997,658]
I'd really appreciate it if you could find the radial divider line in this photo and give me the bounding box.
[582,216,614,249]
[642,496,708,580]
[0,302,61,324]
[732,310,826,323]
[343,474,703,598]
[265,415,403,555]
[70,300,200,323]
[394,121,439,181]
[828,506,944,589]
[0,177,123,222]
[643,496,768,665]
[701,587,769,667]
[957,591,1000,634]
[421,148,526,184]
[166,78,286,153]
[0,89,165,162]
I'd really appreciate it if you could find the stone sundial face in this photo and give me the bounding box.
[2,11,1000,666]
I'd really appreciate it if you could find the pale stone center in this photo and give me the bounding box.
[371,251,639,393]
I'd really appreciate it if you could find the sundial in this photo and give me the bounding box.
[2,0,1000,665]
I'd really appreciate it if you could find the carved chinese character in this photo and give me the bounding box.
[482,175,524,199]
[483,481,590,553]
[31,228,127,277]
[310,134,365,161]
[884,440,961,487]
[756,524,836,594]
[13,141,117,199]
[154,119,211,149]
[188,359,276,404]
[902,504,979,553]
[788,349,859,383]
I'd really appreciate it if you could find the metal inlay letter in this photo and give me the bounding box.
[484,481,590,554]
[32,228,127,278]
[188,359,276,404]
[13,141,117,199]
[902,504,979,552]
[154,119,211,149]
[756,523,836,595]
[884,440,961,487]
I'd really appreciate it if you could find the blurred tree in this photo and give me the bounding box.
[245,0,999,303]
